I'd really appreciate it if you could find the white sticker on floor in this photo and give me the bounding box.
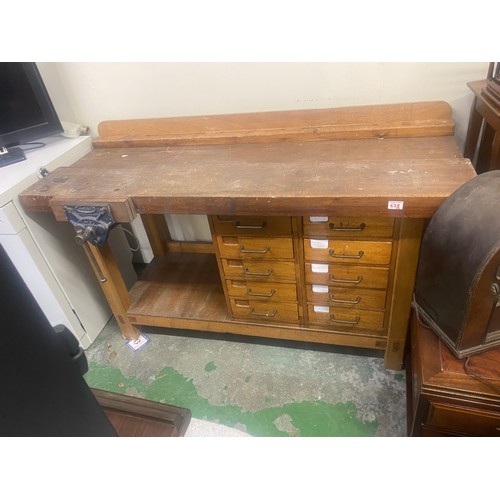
[126,334,150,351]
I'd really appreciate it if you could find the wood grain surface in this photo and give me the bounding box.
[19,136,474,219]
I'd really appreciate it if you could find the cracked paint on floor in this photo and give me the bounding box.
[83,319,406,436]
[84,363,378,437]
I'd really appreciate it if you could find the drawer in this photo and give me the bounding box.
[305,262,390,290]
[226,279,298,302]
[304,239,392,265]
[306,284,386,309]
[308,304,386,331]
[216,235,294,260]
[222,259,297,281]
[212,215,292,236]
[427,402,500,436]
[230,299,299,323]
[304,216,394,239]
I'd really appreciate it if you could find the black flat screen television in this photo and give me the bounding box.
[0,62,63,168]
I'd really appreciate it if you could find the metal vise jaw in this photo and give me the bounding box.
[64,205,116,246]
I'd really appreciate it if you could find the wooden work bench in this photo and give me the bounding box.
[18,102,477,370]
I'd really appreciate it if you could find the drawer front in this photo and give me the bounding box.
[304,216,394,239]
[222,259,297,281]
[304,263,390,290]
[226,279,298,302]
[307,304,386,331]
[427,402,500,436]
[216,235,294,260]
[306,285,386,309]
[304,239,392,265]
[212,215,292,236]
[230,299,299,323]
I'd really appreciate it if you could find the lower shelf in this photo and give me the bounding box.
[127,252,388,350]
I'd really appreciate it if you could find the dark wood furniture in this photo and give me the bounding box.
[18,102,477,370]
[406,311,500,437]
[464,68,500,173]
[413,170,500,358]
[92,389,191,437]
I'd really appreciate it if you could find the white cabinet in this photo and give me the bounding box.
[0,135,136,348]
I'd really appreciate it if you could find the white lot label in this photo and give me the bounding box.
[312,284,329,293]
[388,200,404,210]
[313,305,330,314]
[311,263,329,273]
[309,216,329,222]
[310,239,329,249]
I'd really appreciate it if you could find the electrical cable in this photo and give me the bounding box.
[120,225,140,252]
[19,141,46,152]
[464,357,500,395]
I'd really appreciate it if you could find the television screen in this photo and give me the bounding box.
[0,62,63,167]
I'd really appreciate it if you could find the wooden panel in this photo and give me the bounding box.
[427,402,500,436]
[306,285,386,309]
[211,215,292,236]
[50,198,137,223]
[93,102,455,147]
[225,279,298,302]
[304,263,390,289]
[384,218,425,369]
[18,140,476,219]
[407,312,500,436]
[307,305,386,332]
[230,299,299,323]
[128,252,229,322]
[221,259,297,280]
[303,216,394,239]
[216,235,294,260]
[92,389,191,437]
[140,213,170,257]
[304,239,393,265]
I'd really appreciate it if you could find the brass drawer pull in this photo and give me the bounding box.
[329,274,363,284]
[250,308,277,317]
[236,222,267,229]
[244,267,273,277]
[329,223,366,232]
[329,314,360,325]
[329,294,361,304]
[240,245,270,254]
[247,288,275,297]
[329,249,364,259]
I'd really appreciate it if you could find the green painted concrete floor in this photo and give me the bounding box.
[84,319,407,437]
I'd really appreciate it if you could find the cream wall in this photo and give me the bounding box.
[39,62,489,152]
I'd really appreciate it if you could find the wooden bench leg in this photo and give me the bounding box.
[464,97,482,162]
[384,218,425,370]
[490,133,500,170]
[82,241,140,340]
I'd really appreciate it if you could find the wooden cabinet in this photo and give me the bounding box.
[407,311,500,436]
[210,214,414,348]
[210,215,300,325]
[17,103,478,369]
[303,215,395,336]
